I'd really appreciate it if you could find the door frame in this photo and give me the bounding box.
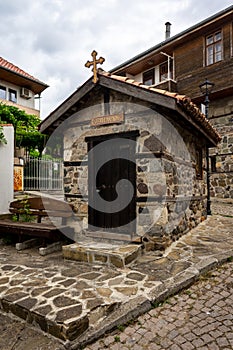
[85,130,139,240]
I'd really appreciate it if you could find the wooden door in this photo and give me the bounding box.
[87,132,137,235]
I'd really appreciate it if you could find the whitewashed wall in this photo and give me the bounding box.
[0,125,14,214]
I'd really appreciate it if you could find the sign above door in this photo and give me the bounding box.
[90,113,124,127]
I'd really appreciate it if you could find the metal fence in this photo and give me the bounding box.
[24,157,63,191]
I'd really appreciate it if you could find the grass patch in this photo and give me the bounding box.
[184,289,192,296]
[117,325,125,332]
[151,298,171,308]
[114,336,121,342]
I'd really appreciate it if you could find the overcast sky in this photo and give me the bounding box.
[0,0,232,119]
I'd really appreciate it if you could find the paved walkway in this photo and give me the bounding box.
[0,208,232,349]
[85,261,233,350]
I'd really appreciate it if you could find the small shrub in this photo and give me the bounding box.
[114,336,121,342]
[117,325,125,332]
[11,197,35,223]
[0,125,7,145]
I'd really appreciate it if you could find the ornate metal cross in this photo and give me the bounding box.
[85,50,105,83]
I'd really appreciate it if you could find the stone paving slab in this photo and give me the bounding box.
[0,245,159,342]
[0,214,232,349]
[0,310,64,350]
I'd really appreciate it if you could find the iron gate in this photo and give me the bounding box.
[24,157,63,191]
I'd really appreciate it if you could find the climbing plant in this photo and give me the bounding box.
[0,103,47,156]
[0,125,7,145]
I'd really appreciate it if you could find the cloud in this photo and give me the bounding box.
[0,0,232,119]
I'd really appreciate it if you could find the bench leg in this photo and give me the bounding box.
[16,238,41,251]
[39,242,63,256]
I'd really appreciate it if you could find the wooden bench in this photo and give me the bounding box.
[0,196,74,242]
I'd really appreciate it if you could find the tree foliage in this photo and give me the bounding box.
[0,125,7,144]
[0,103,47,156]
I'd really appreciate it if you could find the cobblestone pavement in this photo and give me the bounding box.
[85,261,233,350]
[0,201,232,349]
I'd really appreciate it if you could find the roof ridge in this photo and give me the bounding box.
[99,69,188,100]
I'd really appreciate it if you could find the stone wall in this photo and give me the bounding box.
[209,96,233,198]
[61,91,208,250]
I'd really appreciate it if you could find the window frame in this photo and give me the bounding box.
[159,59,174,82]
[0,85,6,100]
[142,68,155,86]
[196,148,203,179]
[205,30,223,66]
[8,88,17,103]
[210,155,217,173]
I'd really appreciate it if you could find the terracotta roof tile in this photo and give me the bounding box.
[125,78,135,84]
[100,71,111,77]
[98,70,221,144]
[112,75,127,82]
[131,81,141,86]
[0,56,43,83]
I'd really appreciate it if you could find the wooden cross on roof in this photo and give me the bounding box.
[85,50,105,83]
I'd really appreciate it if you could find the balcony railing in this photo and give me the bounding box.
[152,79,177,93]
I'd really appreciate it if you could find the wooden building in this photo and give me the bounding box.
[111,5,233,199]
[40,70,220,249]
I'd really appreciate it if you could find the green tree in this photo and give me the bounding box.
[0,125,7,144]
[0,103,47,156]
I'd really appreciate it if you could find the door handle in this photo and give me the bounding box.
[96,184,107,192]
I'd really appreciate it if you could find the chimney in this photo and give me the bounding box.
[165,22,171,40]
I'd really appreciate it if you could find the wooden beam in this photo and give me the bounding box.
[99,75,177,111]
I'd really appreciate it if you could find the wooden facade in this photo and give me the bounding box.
[175,21,233,99]
[111,5,233,199]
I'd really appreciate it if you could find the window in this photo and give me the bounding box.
[143,68,154,86]
[159,59,173,82]
[0,86,6,100]
[206,31,222,65]
[9,88,17,103]
[196,148,203,179]
[210,156,217,173]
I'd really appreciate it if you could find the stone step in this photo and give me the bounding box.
[63,241,142,268]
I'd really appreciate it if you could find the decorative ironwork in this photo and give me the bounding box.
[85,50,105,83]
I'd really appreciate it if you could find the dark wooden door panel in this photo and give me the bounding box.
[87,132,137,234]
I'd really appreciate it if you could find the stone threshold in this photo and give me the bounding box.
[63,239,143,268]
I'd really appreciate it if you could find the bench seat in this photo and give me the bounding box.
[0,219,66,240]
[0,196,75,242]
